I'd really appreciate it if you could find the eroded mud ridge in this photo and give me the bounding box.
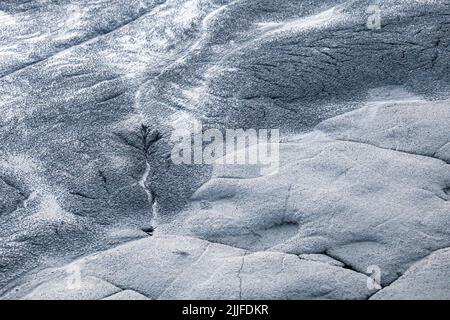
[1,0,449,299]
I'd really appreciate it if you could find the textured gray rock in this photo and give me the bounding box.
[371,247,450,300]
[3,98,449,299]
[2,235,376,300]
[22,276,122,301]
[1,0,450,299]
[317,99,450,164]
[164,99,450,286]
[103,290,150,300]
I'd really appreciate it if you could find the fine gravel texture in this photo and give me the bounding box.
[0,0,449,299]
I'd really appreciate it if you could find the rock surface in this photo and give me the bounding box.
[3,98,450,299]
[1,0,449,299]
[165,99,450,287]
[371,247,450,300]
